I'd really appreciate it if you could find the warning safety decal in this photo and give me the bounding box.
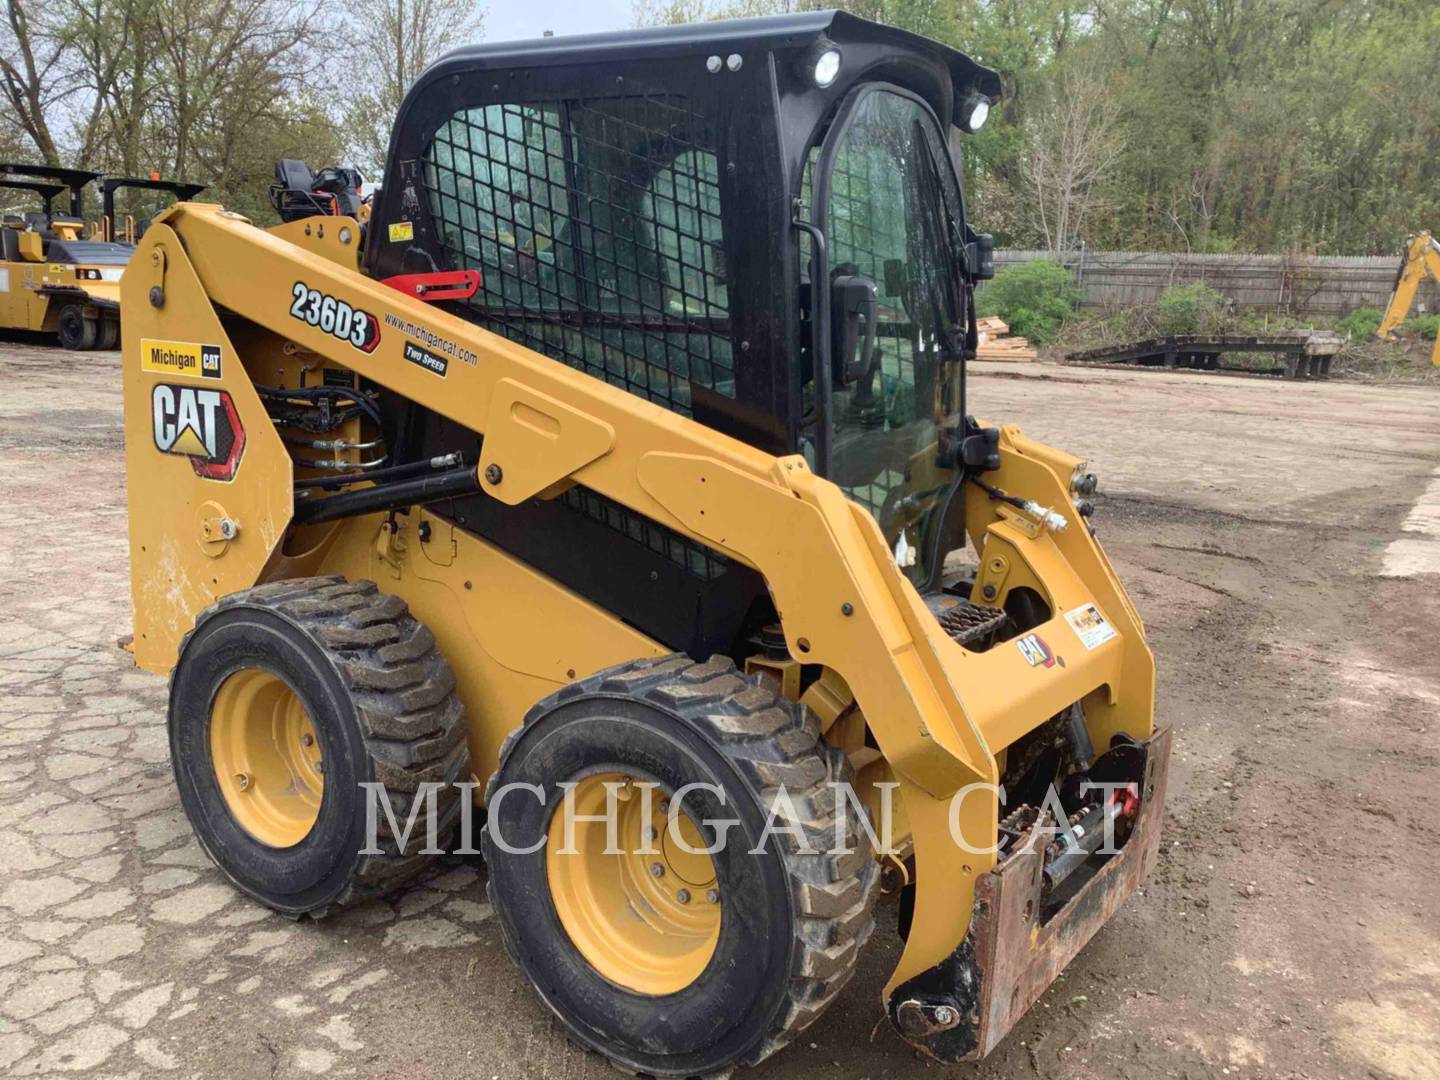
[1064,603,1119,650]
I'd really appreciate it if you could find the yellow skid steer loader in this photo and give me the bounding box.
[122,11,1168,1075]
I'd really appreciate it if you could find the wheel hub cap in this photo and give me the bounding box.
[545,773,721,995]
[209,668,324,848]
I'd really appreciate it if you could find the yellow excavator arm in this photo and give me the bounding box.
[1378,231,1440,366]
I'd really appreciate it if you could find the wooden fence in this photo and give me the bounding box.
[992,248,1440,317]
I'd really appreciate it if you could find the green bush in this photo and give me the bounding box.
[976,259,1083,345]
[1154,283,1227,336]
[1406,314,1440,341]
[1337,307,1384,340]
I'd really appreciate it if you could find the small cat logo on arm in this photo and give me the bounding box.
[1016,633,1063,669]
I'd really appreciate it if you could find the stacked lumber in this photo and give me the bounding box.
[974,316,1038,362]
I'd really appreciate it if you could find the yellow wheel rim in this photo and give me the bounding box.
[209,668,324,848]
[546,773,721,995]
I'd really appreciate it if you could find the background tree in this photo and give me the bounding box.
[346,0,485,175]
[1,0,1434,250]
[1,0,358,220]
[635,0,1440,255]
[1,0,71,165]
[1020,61,1122,252]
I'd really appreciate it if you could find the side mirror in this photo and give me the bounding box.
[965,233,994,281]
[937,417,999,471]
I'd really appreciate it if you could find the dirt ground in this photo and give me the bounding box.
[1,339,1438,1079]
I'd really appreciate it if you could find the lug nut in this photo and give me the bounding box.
[705,889,719,904]
[933,1005,957,1027]
[676,889,690,904]
[645,827,658,842]
[314,760,324,774]
[301,733,314,747]
[235,773,250,791]
[650,863,665,879]
[658,799,670,815]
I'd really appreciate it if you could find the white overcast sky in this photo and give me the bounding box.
[483,0,638,44]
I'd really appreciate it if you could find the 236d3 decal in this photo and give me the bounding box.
[288,282,380,352]
[152,383,246,481]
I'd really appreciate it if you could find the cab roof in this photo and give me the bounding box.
[426,10,1001,107]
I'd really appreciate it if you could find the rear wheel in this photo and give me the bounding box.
[484,654,879,1077]
[97,316,119,350]
[169,576,469,917]
[57,304,96,351]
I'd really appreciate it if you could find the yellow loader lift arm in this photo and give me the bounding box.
[1379,230,1440,366]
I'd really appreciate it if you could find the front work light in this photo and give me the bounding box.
[814,48,841,87]
[960,93,991,132]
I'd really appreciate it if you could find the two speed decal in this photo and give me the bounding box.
[289,282,380,352]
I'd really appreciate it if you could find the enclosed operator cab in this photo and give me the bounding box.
[366,12,1001,654]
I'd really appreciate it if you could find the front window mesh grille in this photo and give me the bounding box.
[423,95,734,418]
[423,94,734,582]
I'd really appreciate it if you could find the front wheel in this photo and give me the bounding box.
[483,655,879,1077]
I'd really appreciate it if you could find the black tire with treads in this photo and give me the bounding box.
[483,653,880,1077]
[57,304,96,351]
[169,576,469,917]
